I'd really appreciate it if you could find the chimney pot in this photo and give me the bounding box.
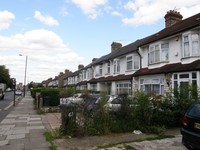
[164,10,183,28]
[111,42,122,52]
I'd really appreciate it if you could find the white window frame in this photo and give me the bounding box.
[182,32,200,58]
[126,56,133,70]
[116,82,132,95]
[149,42,169,64]
[90,84,97,91]
[140,78,164,95]
[114,59,120,73]
[95,65,103,76]
[107,62,110,74]
[173,72,199,90]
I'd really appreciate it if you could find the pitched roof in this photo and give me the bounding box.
[140,13,200,46]
[133,59,200,76]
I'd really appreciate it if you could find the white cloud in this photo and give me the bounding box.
[34,11,59,26]
[0,29,84,83]
[111,11,122,17]
[0,10,15,30]
[122,0,200,26]
[70,0,108,19]
[60,7,69,16]
[0,29,67,54]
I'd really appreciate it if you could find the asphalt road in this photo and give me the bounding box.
[0,91,21,122]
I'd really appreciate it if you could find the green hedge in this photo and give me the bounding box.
[40,88,61,106]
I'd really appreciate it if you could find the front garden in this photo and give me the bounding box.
[31,85,200,137]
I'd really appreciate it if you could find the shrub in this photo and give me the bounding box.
[31,88,42,99]
[59,87,76,98]
[41,88,61,106]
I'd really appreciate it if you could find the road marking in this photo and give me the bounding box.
[4,102,13,110]
[3,97,21,111]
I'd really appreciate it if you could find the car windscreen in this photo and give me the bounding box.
[188,103,200,118]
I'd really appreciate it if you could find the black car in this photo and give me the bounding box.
[181,102,200,150]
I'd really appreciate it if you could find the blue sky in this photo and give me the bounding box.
[0,0,200,84]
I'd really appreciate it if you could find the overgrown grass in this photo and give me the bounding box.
[44,131,58,150]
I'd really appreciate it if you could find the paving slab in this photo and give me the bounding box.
[0,92,50,150]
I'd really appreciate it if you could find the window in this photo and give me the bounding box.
[173,72,198,99]
[83,70,86,80]
[134,55,140,69]
[126,56,132,70]
[114,59,120,73]
[116,82,132,95]
[90,84,97,91]
[149,43,169,64]
[126,55,140,71]
[107,62,110,74]
[95,65,102,76]
[183,33,200,57]
[140,78,164,95]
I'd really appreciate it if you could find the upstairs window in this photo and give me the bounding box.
[126,55,140,71]
[134,55,140,69]
[114,59,120,73]
[149,43,169,64]
[126,56,132,70]
[183,33,200,57]
[95,65,102,76]
[107,62,110,74]
[83,70,86,79]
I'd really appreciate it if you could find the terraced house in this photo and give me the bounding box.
[64,10,200,96]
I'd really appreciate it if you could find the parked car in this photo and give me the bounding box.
[86,94,117,112]
[107,95,136,112]
[60,93,90,106]
[15,90,22,95]
[181,102,200,150]
[87,94,101,112]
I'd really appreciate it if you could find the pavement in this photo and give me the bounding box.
[0,92,50,150]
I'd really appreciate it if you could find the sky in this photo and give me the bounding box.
[0,0,200,85]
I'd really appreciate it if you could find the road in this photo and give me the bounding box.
[0,91,22,122]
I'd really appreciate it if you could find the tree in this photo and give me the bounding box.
[0,65,11,85]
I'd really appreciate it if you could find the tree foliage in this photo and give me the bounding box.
[0,65,11,85]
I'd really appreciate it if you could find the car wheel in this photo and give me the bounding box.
[182,137,194,150]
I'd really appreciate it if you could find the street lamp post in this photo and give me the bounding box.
[20,54,28,97]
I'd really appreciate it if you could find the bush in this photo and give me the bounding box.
[31,88,42,99]
[41,88,61,106]
[59,88,76,98]
[59,84,200,137]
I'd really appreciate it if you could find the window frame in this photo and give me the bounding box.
[140,78,164,95]
[114,59,120,73]
[116,82,132,95]
[149,42,169,64]
[182,32,200,58]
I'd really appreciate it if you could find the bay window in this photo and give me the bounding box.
[183,33,200,57]
[140,78,164,95]
[116,82,132,95]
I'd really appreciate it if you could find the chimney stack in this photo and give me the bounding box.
[78,64,84,70]
[92,58,98,62]
[111,42,122,52]
[164,10,183,28]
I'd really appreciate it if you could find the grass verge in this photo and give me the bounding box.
[44,131,57,150]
